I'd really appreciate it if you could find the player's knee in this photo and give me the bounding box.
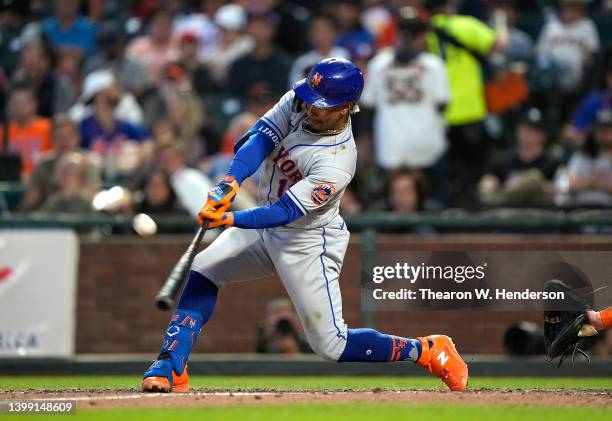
[191,254,223,288]
[305,332,346,362]
[310,344,338,361]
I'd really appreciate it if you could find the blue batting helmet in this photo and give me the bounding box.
[293,58,364,109]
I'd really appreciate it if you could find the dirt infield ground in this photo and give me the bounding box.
[3,389,610,409]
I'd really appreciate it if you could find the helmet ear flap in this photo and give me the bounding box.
[292,96,304,113]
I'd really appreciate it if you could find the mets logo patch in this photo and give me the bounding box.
[311,182,336,206]
[311,72,323,87]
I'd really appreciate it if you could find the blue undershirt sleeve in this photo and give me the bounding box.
[232,194,305,229]
[228,120,280,184]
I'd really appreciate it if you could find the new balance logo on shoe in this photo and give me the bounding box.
[437,351,449,366]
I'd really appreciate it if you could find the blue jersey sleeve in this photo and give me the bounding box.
[232,194,304,229]
[228,119,279,184]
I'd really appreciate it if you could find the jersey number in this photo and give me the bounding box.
[277,178,288,197]
[386,74,423,104]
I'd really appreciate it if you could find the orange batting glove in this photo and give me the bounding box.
[204,175,239,213]
[198,208,234,228]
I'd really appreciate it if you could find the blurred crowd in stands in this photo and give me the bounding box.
[1,0,612,224]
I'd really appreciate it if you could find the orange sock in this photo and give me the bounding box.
[600,308,612,330]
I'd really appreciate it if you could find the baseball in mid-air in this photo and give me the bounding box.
[132,213,158,237]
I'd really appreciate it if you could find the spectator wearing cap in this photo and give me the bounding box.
[78,70,151,182]
[571,61,612,145]
[140,62,205,157]
[288,14,350,88]
[172,0,222,60]
[424,0,507,208]
[126,8,178,84]
[83,26,148,96]
[360,12,450,207]
[200,4,253,86]
[19,114,99,211]
[70,69,144,126]
[40,0,98,59]
[176,31,216,97]
[479,109,561,207]
[564,110,612,207]
[10,41,76,118]
[0,85,52,180]
[226,11,290,100]
[331,0,375,62]
[536,0,600,121]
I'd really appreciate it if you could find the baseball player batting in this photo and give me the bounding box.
[142,58,468,393]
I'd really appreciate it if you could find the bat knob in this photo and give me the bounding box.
[155,295,174,311]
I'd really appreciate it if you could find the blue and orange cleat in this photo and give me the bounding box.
[142,358,189,393]
[417,335,468,392]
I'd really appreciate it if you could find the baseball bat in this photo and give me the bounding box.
[155,223,208,310]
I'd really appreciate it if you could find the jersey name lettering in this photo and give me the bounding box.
[272,146,303,183]
[258,126,280,144]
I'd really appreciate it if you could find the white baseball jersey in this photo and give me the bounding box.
[361,48,450,169]
[190,90,358,361]
[257,90,357,229]
[536,18,600,91]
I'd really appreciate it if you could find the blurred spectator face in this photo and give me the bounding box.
[516,124,546,163]
[156,143,184,175]
[19,43,49,79]
[145,170,173,207]
[54,153,86,195]
[229,112,258,139]
[93,85,121,111]
[389,172,420,213]
[248,17,276,46]
[54,0,79,21]
[309,17,337,52]
[179,35,199,61]
[594,124,612,150]
[404,30,427,52]
[340,187,362,215]
[53,119,80,154]
[9,88,37,123]
[561,2,585,23]
[248,0,276,14]
[334,2,360,30]
[152,120,177,140]
[149,11,173,44]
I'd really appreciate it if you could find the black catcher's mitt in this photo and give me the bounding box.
[543,279,594,366]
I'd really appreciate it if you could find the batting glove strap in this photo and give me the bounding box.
[204,176,239,213]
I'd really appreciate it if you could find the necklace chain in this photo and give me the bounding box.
[302,118,349,136]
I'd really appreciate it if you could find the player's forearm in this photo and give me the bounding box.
[227,120,278,184]
[232,194,304,229]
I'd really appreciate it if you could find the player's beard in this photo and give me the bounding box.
[303,113,350,136]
